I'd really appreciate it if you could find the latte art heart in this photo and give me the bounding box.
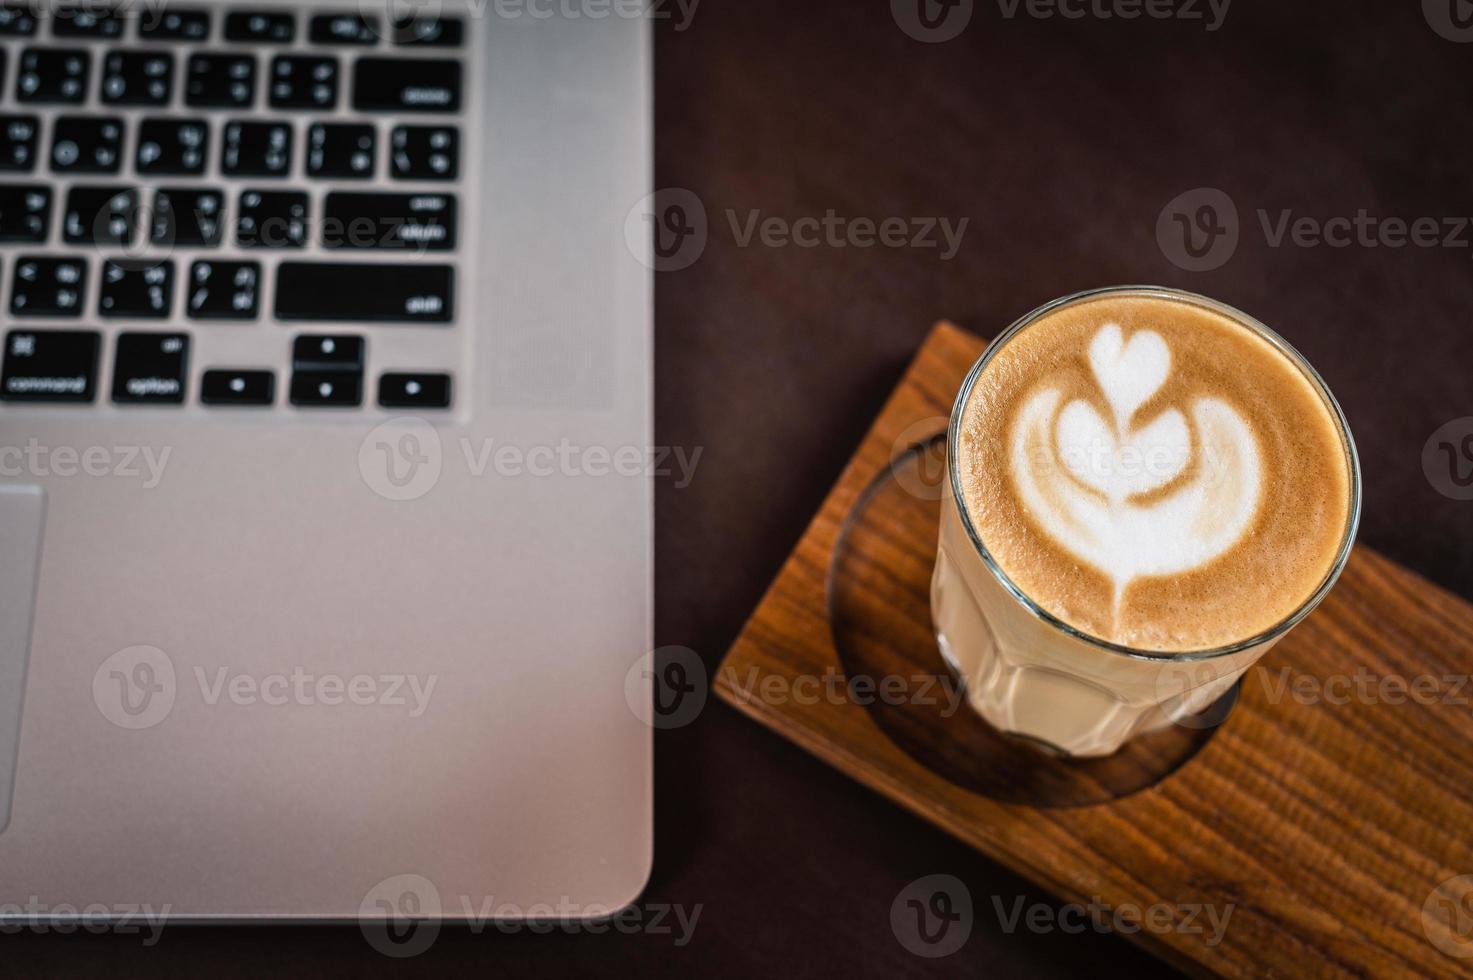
[1088,323,1171,430]
[1010,323,1262,618]
[1055,398,1191,501]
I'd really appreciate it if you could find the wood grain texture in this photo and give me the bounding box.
[714,323,1473,979]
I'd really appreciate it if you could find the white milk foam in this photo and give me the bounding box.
[956,292,1353,652]
[1009,323,1262,614]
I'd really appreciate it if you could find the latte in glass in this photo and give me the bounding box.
[931,287,1359,756]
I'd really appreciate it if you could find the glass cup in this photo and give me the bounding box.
[930,286,1362,758]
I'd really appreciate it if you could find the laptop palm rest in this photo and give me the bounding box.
[0,485,44,834]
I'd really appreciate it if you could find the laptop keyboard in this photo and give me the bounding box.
[0,6,467,411]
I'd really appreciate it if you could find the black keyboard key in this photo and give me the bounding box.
[138,8,209,41]
[389,125,456,180]
[269,55,337,110]
[222,120,291,177]
[62,185,136,244]
[1,329,99,402]
[0,116,40,171]
[10,257,86,316]
[293,334,363,371]
[202,368,273,406]
[112,332,187,403]
[307,123,373,179]
[290,370,361,407]
[392,15,462,46]
[100,259,173,318]
[53,7,124,39]
[101,51,173,105]
[379,372,450,408]
[224,11,293,43]
[323,192,455,251]
[185,53,254,107]
[0,5,38,36]
[187,259,259,319]
[49,115,123,173]
[311,13,378,45]
[136,118,208,175]
[151,187,222,247]
[0,185,50,241]
[237,189,307,248]
[352,58,460,112]
[291,335,365,408]
[276,263,453,323]
[16,48,89,103]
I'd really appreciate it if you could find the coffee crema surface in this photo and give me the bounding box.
[955,293,1353,652]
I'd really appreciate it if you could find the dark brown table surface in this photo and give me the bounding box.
[21,0,1473,976]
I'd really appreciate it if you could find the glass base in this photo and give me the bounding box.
[827,433,1239,808]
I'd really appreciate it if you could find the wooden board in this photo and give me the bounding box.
[713,322,1473,978]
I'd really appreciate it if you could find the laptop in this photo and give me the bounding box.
[0,0,653,923]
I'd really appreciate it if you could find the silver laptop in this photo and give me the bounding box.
[0,0,653,923]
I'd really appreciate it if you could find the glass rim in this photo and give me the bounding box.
[945,285,1364,664]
